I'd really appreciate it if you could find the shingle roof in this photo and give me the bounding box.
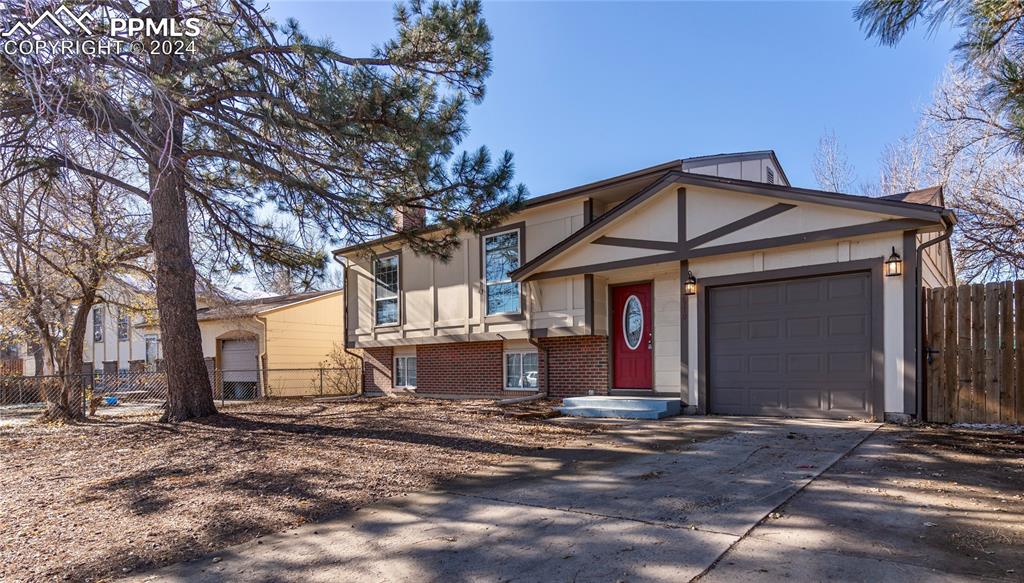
[195,289,341,321]
[879,186,944,207]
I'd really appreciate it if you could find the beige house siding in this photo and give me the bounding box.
[918,231,955,288]
[262,292,344,370]
[346,197,589,346]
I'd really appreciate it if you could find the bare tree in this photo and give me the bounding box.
[0,137,150,421]
[923,69,1024,280]
[0,0,522,421]
[812,130,857,193]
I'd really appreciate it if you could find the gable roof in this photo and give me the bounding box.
[880,186,944,206]
[195,289,341,321]
[509,174,954,281]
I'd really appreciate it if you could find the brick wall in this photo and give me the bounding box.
[539,336,609,398]
[361,337,609,398]
[363,346,393,395]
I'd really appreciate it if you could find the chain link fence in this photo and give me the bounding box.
[0,366,361,426]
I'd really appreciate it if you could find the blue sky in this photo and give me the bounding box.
[268,1,959,196]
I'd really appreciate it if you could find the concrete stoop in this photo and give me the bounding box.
[557,396,682,420]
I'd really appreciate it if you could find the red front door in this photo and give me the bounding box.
[612,283,653,389]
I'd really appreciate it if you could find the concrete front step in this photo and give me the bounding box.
[558,396,682,420]
[557,406,671,420]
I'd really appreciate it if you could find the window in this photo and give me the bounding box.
[117,310,129,341]
[394,355,417,388]
[92,308,103,342]
[766,167,775,185]
[505,351,539,390]
[484,229,521,315]
[144,335,160,369]
[374,255,400,326]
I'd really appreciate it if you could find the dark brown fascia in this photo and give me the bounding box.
[521,218,937,281]
[511,172,951,281]
[330,160,684,256]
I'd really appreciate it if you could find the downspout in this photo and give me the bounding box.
[255,314,268,398]
[914,210,957,420]
[332,253,365,396]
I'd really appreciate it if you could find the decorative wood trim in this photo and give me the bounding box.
[591,236,678,251]
[684,203,796,250]
[903,230,919,416]
[584,274,594,334]
[680,259,689,405]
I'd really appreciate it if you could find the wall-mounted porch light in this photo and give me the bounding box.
[684,271,698,295]
[885,247,903,277]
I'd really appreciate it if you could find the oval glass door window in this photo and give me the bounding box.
[623,295,643,350]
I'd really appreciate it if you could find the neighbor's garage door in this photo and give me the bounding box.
[221,339,258,381]
[708,272,874,419]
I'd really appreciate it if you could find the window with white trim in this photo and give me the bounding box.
[484,229,521,315]
[117,310,130,341]
[92,307,104,342]
[393,355,417,388]
[505,350,539,390]
[374,254,400,326]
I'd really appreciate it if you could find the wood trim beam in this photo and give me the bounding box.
[684,203,795,250]
[591,236,678,251]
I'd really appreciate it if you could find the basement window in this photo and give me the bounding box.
[394,355,417,389]
[504,350,538,391]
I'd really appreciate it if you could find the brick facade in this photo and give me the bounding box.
[362,336,609,398]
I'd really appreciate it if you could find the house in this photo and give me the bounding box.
[135,289,347,397]
[334,151,955,421]
[21,289,348,398]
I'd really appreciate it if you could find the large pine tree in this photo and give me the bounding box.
[0,0,523,421]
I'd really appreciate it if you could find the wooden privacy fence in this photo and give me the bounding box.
[924,280,1024,424]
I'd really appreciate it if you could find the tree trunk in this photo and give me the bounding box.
[39,298,90,423]
[148,0,216,422]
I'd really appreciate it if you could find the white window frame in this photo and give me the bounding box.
[504,349,539,391]
[483,228,522,316]
[117,310,130,341]
[393,355,417,389]
[374,254,401,327]
[92,307,104,342]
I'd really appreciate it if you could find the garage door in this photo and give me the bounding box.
[708,272,874,419]
[221,339,258,382]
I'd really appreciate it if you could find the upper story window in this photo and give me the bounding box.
[374,254,400,326]
[484,229,521,315]
[117,310,129,341]
[92,307,103,342]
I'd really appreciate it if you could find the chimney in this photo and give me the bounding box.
[394,205,427,232]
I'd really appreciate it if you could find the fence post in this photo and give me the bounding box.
[319,368,324,396]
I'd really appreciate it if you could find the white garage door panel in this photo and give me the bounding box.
[221,339,258,383]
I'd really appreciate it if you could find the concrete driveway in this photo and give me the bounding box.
[128,417,878,582]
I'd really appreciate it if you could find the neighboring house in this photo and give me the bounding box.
[20,301,160,376]
[20,289,346,398]
[136,289,345,397]
[334,151,955,421]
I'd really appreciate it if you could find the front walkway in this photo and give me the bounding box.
[128,417,876,582]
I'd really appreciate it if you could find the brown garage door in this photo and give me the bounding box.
[708,272,875,419]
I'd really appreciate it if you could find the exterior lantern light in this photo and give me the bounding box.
[684,271,698,295]
[885,246,903,277]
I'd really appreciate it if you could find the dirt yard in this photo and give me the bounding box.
[0,397,598,583]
